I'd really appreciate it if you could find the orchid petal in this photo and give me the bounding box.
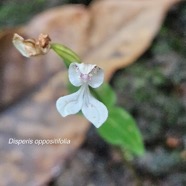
[82,88,108,128]
[76,63,96,74]
[56,87,84,117]
[69,63,82,87]
[88,67,104,88]
[12,34,30,57]
[12,33,40,57]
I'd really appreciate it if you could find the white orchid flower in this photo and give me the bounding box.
[56,62,108,128]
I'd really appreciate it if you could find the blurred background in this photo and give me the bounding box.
[0,0,186,186]
[0,0,92,28]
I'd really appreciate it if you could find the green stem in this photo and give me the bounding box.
[51,43,81,68]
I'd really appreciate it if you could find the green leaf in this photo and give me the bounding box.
[90,82,117,107]
[51,43,81,68]
[97,106,145,156]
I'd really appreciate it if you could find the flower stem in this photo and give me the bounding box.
[51,43,81,68]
